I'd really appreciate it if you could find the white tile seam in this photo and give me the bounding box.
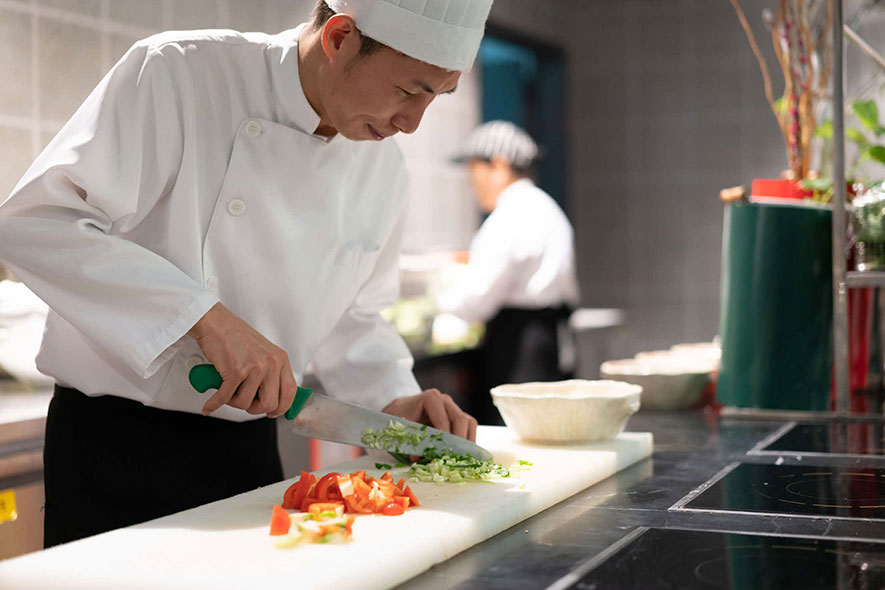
[100,0,109,72]
[30,0,39,159]
[217,0,230,28]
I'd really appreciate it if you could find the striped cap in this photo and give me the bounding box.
[453,120,539,169]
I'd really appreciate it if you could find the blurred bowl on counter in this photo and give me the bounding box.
[600,357,711,410]
[490,379,641,444]
[670,342,721,367]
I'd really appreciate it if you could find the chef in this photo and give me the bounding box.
[0,0,493,546]
[438,121,579,423]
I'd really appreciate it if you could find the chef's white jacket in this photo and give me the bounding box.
[438,179,579,323]
[0,25,421,420]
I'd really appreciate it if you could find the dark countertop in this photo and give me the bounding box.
[398,409,885,589]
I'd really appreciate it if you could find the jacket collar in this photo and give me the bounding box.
[268,24,324,138]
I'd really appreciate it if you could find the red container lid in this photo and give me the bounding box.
[750,178,811,200]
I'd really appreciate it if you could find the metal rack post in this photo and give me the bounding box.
[831,0,850,414]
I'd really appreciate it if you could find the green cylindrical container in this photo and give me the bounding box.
[717,201,832,411]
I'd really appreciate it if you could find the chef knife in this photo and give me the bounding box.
[188,364,494,462]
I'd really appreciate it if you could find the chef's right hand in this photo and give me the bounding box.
[187,302,298,418]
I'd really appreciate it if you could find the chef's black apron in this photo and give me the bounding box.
[474,305,573,425]
[43,384,283,548]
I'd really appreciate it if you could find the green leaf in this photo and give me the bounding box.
[853,100,880,133]
[870,145,885,165]
[774,95,788,114]
[815,120,833,138]
[847,127,870,148]
[801,177,832,191]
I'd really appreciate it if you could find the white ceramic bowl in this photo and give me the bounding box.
[670,342,721,370]
[600,357,711,410]
[490,379,642,444]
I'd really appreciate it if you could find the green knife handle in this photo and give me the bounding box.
[188,363,312,419]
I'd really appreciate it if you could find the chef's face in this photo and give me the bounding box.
[468,157,514,213]
[318,16,461,141]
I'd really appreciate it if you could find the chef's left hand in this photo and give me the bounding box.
[383,389,478,442]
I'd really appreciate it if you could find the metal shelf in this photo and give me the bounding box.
[846,271,885,288]
[832,0,850,414]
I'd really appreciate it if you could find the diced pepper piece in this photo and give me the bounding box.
[315,472,342,502]
[381,501,404,516]
[404,485,420,507]
[300,495,320,513]
[283,471,315,510]
[307,502,345,518]
[269,504,291,536]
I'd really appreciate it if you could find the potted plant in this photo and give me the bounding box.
[720,1,883,411]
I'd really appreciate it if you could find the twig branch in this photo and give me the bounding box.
[844,24,885,72]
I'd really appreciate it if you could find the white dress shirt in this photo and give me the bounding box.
[438,178,579,323]
[0,25,420,420]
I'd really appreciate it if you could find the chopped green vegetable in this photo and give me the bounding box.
[361,420,428,453]
[518,460,533,466]
[408,449,511,484]
[374,463,392,470]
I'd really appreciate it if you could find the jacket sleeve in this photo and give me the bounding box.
[0,42,218,379]
[310,189,421,412]
[436,217,518,323]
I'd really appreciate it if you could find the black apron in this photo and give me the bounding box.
[43,385,283,548]
[473,306,573,425]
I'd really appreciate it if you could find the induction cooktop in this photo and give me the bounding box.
[675,462,885,520]
[568,528,885,589]
[751,422,885,457]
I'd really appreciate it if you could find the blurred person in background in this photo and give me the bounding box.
[438,121,579,424]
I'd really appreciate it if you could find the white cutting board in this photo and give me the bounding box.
[0,426,652,590]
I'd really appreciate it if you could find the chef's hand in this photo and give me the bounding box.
[383,389,478,442]
[188,302,298,418]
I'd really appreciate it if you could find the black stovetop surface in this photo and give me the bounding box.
[682,462,885,520]
[763,422,885,455]
[571,528,885,590]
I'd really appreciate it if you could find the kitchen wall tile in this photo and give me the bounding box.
[0,126,34,200]
[108,33,145,66]
[264,0,312,34]
[168,0,219,30]
[0,9,33,118]
[40,128,62,153]
[108,0,164,30]
[228,0,268,33]
[685,0,759,64]
[37,0,101,18]
[38,19,103,122]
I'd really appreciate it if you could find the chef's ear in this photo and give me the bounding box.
[320,14,360,61]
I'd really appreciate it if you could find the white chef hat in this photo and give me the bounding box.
[324,0,494,71]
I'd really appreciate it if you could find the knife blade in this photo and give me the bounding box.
[188,364,493,462]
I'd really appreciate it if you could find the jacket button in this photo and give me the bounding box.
[206,276,219,292]
[227,199,246,216]
[244,120,262,137]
